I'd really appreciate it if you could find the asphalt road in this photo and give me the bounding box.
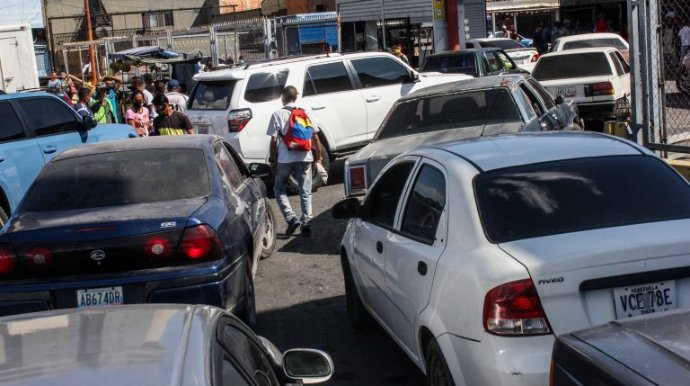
[253,160,426,385]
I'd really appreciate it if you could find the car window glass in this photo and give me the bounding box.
[351,57,408,88]
[422,54,477,76]
[528,79,557,110]
[550,40,560,52]
[244,70,289,103]
[485,52,500,72]
[495,51,516,70]
[364,162,414,228]
[482,39,524,50]
[189,80,238,110]
[0,102,26,142]
[18,98,78,136]
[615,51,630,73]
[222,325,279,386]
[532,53,613,81]
[466,42,474,48]
[401,165,446,244]
[519,84,545,116]
[609,53,625,76]
[305,62,353,95]
[215,144,243,189]
[222,354,251,386]
[563,38,627,50]
[303,72,316,97]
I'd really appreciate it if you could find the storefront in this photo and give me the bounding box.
[559,0,627,36]
[486,0,559,38]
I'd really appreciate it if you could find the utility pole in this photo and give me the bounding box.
[84,0,98,85]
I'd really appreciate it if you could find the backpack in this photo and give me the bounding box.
[281,107,314,151]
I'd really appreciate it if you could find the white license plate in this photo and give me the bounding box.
[614,281,677,319]
[557,86,576,98]
[77,286,124,308]
[514,59,525,65]
[195,125,209,134]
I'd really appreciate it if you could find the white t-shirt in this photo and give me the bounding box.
[680,26,690,46]
[266,102,320,164]
[143,89,157,118]
[166,92,189,114]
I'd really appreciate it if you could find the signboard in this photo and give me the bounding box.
[433,0,446,20]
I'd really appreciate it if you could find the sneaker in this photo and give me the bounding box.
[285,217,301,235]
[301,224,312,238]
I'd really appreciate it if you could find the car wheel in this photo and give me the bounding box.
[239,265,257,327]
[260,203,277,260]
[342,257,372,329]
[0,207,8,228]
[287,141,330,193]
[425,339,455,386]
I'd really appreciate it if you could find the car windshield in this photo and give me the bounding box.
[532,53,612,81]
[376,88,522,141]
[21,149,211,212]
[481,39,524,50]
[189,80,238,110]
[563,39,627,50]
[475,156,690,243]
[422,54,477,75]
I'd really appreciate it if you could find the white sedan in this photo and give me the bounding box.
[334,132,690,386]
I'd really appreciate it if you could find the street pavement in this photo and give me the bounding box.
[253,160,426,385]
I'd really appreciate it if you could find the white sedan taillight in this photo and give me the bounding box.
[483,279,551,335]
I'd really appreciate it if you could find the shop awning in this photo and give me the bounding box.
[486,0,560,12]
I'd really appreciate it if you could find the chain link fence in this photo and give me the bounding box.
[631,0,690,153]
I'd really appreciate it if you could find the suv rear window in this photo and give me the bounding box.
[244,70,289,103]
[21,149,210,212]
[475,156,690,243]
[532,53,612,81]
[189,80,238,110]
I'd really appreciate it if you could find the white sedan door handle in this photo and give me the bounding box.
[311,105,326,111]
[365,95,381,103]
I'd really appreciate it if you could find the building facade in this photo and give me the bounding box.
[262,0,336,16]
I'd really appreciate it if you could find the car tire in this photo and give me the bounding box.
[239,265,257,327]
[342,257,372,329]
[425,339,456,386]
[260,203,277,260]
[287,141,330,193]
[0,207,8,228]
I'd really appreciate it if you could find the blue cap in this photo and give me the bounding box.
[167,79,180,90]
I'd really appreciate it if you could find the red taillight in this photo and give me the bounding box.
[0,245,16,274]
[180,225,221,259]
[144,237,172,259]
[348,166,367,191]
[228,109,252,133]
[25,247,52,269]
[483,279,551,336]
[592,82,615,96]
[531,54,541,63]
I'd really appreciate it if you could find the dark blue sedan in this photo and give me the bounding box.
[0,135,277,325]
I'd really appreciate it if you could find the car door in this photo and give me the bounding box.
[0,101,43,213]
[353,159,417,328]
[15,97,97,162]
[385,160,448,354]
[216,317,281,386]
[301,61,369,150]
[349,57,420,138]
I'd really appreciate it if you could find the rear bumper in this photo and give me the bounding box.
[438,332,553,386]
[577,101,617,120]
[0,258,247,317]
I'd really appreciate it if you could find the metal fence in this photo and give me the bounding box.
[629,0,690,154]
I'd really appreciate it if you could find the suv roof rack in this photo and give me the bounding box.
[243,53,341,69]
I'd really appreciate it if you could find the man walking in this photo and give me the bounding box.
[267,86,322,237]
[74,87,93,118]
[152,95,195,136]
[165,79,189,114]
[90,83,115,124]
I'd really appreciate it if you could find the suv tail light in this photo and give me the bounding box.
[348,165,367,191]
[483,279,551,336]
[179,225,222,260]
[0,245,16,274]
[228,109,252,133]
[531,54,541,63]
[585,82,615,97]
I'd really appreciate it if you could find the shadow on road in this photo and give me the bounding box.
[277,209,349,256]
[254,296,425,385]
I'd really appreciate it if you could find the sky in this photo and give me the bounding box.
[0,0,43,28]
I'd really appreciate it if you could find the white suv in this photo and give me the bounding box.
[187,53,471,173]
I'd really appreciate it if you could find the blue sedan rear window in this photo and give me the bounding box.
[475,156,690,243]
[21,149,211,211]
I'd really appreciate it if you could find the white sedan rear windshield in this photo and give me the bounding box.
[475,156,690,243]
[563,38,627,50]
[532,53,612,81]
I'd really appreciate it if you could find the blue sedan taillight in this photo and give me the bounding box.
[179,225,222,260]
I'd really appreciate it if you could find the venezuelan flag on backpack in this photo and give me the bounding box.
[283,107,314,151]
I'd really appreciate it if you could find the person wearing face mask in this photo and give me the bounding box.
[90,83,115,124]
[126,90,152,136]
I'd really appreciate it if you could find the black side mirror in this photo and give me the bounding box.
[332,197,360,219]
[249,163,272,178]
[407,71,420,83]
[555,95,564,105]
[283,349,333,384]
[82,115,97,130]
